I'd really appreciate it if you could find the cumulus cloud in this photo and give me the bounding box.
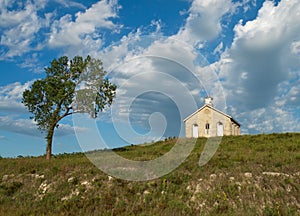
[97,32,221,140]
[0,116,86,137]
[0,116,41,137]
[177,0,233,45]
[0,81,87,137]
[48,0,121,55]
[0,81,33,113]
[214,0,300,133]
[1,0,300,137]
[0,0,121,59]
[237,106,300,134]
[0,0,49,58]
[220,0,300,110]
[93,0,234,139]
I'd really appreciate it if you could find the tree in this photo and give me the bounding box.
[22,56,117,159]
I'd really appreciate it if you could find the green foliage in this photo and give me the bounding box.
[22,55,117,159]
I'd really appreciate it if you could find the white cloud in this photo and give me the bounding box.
[237,106,300,134]
[92,0,235,139]
[0,0,49,58]
[0,81,87,137]
[17,53,45,73]
[1,0,299,138]
[0,116,40,137]
[208,0,300,134]
[96,33,214,140]
[0,81,32,113]
[48,0,121,54]
[291,41,300,55]
[0,0,121,59]
[213,42,224,55]
[218,0,300,111]
[0,116,86,137]
[54,0,86,9]
[177,0,233,45]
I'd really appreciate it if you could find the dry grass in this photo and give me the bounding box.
[0,133,299,215]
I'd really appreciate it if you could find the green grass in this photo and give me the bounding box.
[0,133,299,215]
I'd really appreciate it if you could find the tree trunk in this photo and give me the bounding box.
[46,124,55,160]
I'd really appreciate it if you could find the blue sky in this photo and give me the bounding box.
[1,0,300,157]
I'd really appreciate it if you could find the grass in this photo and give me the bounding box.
[0,133,299,215]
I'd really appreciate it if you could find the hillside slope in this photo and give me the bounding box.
[0,133,299,215]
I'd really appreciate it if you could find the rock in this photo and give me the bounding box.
[186,185,192,190]
[195,184,201,193]
[68,177,75,183]
[37,174,45,179]
[199,202,206,208]
[38,181,51,194]
[262,172,289,177]
[244,172,252,178]
[81,180,88,185]
[2,175,9,181]
[286,185,292,192]
[210,174,217,180]
[143,190,150,195]
[190,195,196,202]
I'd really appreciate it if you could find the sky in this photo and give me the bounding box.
[0,0,300,157]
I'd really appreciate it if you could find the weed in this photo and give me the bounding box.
[0,133,299,215]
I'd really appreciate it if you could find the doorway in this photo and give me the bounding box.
[192,124,199,138]
[217,122,224,136]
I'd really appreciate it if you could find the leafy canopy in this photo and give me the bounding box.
[22,55,116,131]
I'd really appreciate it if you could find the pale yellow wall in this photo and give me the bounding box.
[185,106,240,138]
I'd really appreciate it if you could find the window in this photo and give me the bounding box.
[205,123,210,135]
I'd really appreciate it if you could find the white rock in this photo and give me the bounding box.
[143,190,150,195]
[38,174,45,179]
[262,172,289,177]
[81,180,89,186]
[68,177,75,183]
[199,202,206,208]
[244,172,252,178]
[2,175,9,181]
[210,174,217,180]
[38,181,50,194]
[195,184,201,193]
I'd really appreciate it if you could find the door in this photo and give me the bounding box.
[217,122,224,136]
[192,124,199,138]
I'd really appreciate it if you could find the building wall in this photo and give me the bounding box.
[185,106,240,138]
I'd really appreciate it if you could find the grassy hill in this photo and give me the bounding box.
[0,133,299,215]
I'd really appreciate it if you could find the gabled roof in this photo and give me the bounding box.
[183,104,241,126]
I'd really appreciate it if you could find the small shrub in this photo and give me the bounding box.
[0,182,23,196]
